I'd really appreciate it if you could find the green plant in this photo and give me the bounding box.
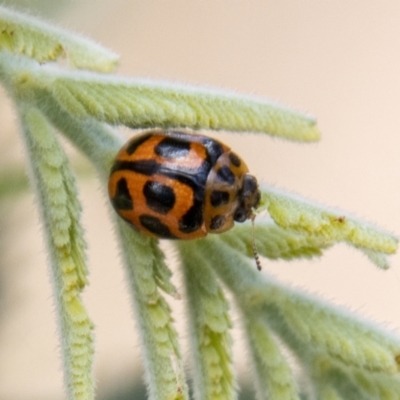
[0,6,399,400]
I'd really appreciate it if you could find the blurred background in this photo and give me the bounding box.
[1,1,400,399]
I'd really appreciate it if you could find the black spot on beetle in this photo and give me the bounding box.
[155,137,191,159]
[179,199,204,233]
[229,152,241,167]
[143,181,175,214]
[210,215,226,230]
[200,137,224,165]
[112,178,133,210]
[233,207,247,222]
[242,174,258,196]
[216,165,235,185]
[210,190,230,207]
[139,215,176,238]
[125,132,153,155]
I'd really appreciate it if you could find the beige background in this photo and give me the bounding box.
[1,1,400,399]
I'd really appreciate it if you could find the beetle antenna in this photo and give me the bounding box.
[250,213,262,271]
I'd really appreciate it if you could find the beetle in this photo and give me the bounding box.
[108,129,262,267]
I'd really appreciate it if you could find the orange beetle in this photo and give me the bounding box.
[108,129,261,240]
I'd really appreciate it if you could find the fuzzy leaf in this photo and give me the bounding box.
[117,223,187,400]
[181,238,400,396]
[51,74,320,141]
[54,78,319,141]
[19,107,93,400]
[221,220,330,261]
[0,6,118,71]
[311,354,400,400]
[246,317,300,400]
[0,52,320,141]
[178,243,236,400]
[259,186,398,264]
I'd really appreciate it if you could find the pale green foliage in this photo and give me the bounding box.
[179,244,235,400]
[0,6,118,71]
[0,53,319,142]
[179,237,400,399]
[0,7,399,400]
[46,75,319,141]
[118,224,187,400]
[261,188,397,259]
[246,318,300,399]
[19,107,94,400]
